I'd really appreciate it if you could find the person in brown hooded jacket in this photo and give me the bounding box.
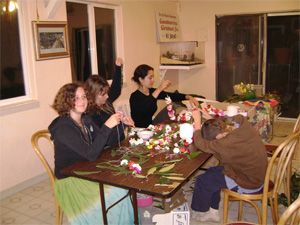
[190,108,267,222]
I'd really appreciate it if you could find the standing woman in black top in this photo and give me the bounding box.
[49,83,136,224]
[85,58,134,139]
[130,64,199,128]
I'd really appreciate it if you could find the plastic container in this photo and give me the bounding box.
[137,193,153,207]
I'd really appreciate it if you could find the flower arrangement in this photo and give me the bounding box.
[234,82,254,94]
[234,82,256,100]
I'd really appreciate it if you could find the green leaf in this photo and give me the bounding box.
[158,176,172,184]
[96,165,121,171]
[164,176,185,180]
[159,163,175,172]
[164,158,183,164]
[189,151,202,159]
[144,162,163,169]
[147,167,157,176]
[74,171,101,175]
[134,173,147,179]
[111,150,116,157]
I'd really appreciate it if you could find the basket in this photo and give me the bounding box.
[137,193,153,207]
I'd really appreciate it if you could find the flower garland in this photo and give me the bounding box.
[165,96,176,120]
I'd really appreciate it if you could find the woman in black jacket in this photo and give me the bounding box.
[49,83,136,225]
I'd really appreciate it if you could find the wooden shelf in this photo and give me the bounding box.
[159,63,205,71]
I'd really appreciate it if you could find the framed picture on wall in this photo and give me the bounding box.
[32,21,69,60]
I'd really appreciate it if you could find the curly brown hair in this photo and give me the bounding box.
[84,75,114,114]
[52,83,83,116]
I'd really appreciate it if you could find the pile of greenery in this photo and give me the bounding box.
[277,172,300,207]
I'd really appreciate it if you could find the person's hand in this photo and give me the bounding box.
[115,58,123,66]
[105,113,121,128]
[199,108,213,120]
[158,80,171,91]
[186,95,199,108]
[121,116,135,127]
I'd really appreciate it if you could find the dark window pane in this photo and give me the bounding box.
[1,4,25,100]
[66,2,91,82]
[266,15,300,118]
[94,7,115,80]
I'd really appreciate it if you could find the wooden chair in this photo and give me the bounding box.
[277,193,300,225]
[293,114,300,133]
[223,194,300,225]
[284,113,300,205]
[31,130,63,225]
[222,130,300,224]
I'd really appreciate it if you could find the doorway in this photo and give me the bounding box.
[216,14,263,102]
[216,13,300,119]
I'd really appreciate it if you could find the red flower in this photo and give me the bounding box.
[150,152,154,157]
[128,161,135,170]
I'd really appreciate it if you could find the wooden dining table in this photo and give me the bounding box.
[61,121,213,225]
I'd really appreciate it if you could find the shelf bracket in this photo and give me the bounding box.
[160,69,167,82]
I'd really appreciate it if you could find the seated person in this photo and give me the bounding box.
[190,109,268,222]
[49,83,136,225]
[85,58,134,140]
[130,64,198,128]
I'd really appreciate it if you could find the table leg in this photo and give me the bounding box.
[130,189,139,225]
[99,183,108,225]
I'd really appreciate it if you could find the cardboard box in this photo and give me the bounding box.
[205,101,256,119]
[162,188,186,213]
[152,202,190,225]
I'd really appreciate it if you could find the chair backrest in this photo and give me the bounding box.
[31,130,55,189]
[115,99,131,117]
[277,194,300,225]
[261,130,300,224]
[293,114,300,133]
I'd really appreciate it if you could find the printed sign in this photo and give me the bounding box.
[156,11,182,42]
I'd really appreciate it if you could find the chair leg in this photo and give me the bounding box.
[55,200,63,225]
[238,200,243,221]
[269,197,277,225]
[223,192,229,223]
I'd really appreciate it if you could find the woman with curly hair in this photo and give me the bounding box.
[48,83,137,225]
[85,58,134,140]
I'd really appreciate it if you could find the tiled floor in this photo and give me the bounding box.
[0,120,296,225]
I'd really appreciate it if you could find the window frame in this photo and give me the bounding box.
[0,0,37,110]
[67,0,124,81]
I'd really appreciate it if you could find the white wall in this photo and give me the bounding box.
[0,0,299,195]
[177,1,300,101]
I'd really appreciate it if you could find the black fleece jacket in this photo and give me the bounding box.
[48,115,118,179]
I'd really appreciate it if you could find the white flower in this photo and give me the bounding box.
[154,140,159,145]
[185,138,193,144]
[165,125,171,133]
[174,143,179,147]
[145,141,150,146]
[147,125,155,130]
[132,163,142,171]
[173,147,180,153]
[120,159,128,166]
[128,130,135,137]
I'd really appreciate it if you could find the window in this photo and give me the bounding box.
[0,0,25,100]
[66,1,119,82]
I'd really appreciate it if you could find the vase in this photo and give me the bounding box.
[244,90,256,100]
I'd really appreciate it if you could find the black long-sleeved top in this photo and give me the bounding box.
[130,88,186,128]
[90,65,125,140]
[48,115,121,179]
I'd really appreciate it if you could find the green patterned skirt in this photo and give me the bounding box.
[55,177,137,225]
